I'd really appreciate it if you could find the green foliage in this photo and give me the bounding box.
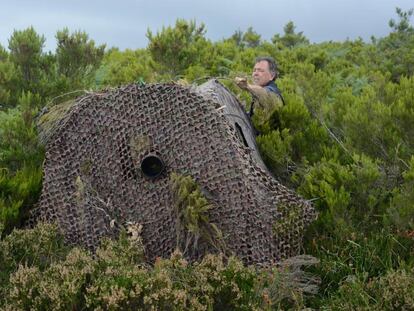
[0,93,44,233]
[0,223,69,305]
[305,228,414,308]
[341,87,399,161]
[0,224,313,310]
[230,29,244,47]
[208,40,239,77]
[255,84,331,182]
[171,173,226,257]
[97,48,153,87]
[295,154,388,231]
[376,8,414,81]
[272,21,310,48]
[387,156,414,231]
[8,26,46,93]
[388,76,414,158]
[0,165,43,233]
[146,19,210,78]
[226,26,263,50]
[323,268,414,310]
[242,26,261,48]
[55,28,106,89]
[256,129,293,181]
[0,223,68,273]
[0,45,18,108]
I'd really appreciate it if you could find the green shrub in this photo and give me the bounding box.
[304,227,414,307]
[323,268,414,310]
[1,224,318,310]
[0,94,44,234]
[6,248,92,311]
[0,223,68,306]
[387,156,414,231]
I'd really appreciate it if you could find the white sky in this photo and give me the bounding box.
[1,0,413,52]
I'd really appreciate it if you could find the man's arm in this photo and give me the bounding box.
[234,77,282,109]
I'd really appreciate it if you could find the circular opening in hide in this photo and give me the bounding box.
[141,155,165,178]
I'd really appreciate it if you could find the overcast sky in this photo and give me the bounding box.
[1,0,413,52]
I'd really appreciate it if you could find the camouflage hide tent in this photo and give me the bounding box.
[33,79,316,266]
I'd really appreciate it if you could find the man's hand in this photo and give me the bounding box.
[234,77,248,90]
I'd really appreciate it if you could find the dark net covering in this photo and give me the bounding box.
[34,81,316,265]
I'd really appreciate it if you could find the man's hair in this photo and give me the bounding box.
[255,56,278,80]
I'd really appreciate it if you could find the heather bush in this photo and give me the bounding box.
[1,224,317,310]
[5,248,93,310]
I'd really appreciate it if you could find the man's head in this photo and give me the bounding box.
[252,56,278,87]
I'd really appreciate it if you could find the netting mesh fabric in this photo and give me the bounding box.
[34,81,316,265]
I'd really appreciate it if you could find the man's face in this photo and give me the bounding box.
[252,61,274,87]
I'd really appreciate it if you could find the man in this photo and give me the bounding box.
[235,56,284,116]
